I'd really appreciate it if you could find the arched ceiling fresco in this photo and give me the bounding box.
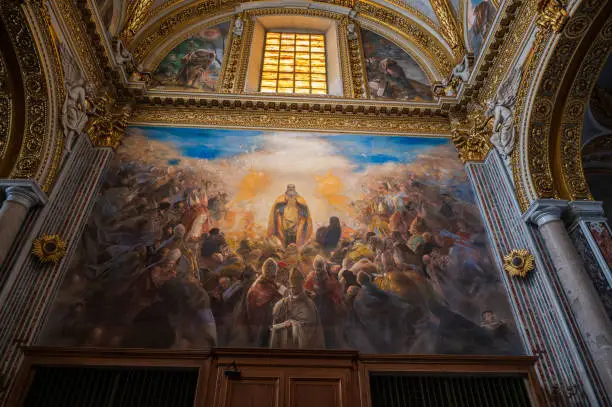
[97,0,492,79]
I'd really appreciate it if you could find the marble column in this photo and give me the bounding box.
[525,199,612,397]
[0,183,46,268]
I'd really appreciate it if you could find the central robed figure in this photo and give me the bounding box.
[267,184,313,247]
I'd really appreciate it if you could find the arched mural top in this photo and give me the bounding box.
[128,0,456,77]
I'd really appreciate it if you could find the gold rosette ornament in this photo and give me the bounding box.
[503,249,535,278]
[32,235,67,264]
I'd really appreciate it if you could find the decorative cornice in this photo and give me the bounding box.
[130,103,451,135]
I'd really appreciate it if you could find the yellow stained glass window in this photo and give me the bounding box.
[259,32,327,95]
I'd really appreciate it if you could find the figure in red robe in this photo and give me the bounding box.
[246,258,283,347]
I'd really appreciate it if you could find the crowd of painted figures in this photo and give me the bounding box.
[44,147,522,355]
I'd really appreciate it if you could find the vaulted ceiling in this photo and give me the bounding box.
[97,0,476,79]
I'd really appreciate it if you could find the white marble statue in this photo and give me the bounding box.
[60,44,90,154]
[347,22,358,41]
[114,39,134,70]
[233,16,244,37]
[485,67,523,163]
[451,54,471,83]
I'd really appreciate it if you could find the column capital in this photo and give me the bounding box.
[523,199,569,227]
[0,180,48,210]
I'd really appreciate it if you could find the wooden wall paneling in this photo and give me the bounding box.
[210,348,359,407]
[6,347,212,407]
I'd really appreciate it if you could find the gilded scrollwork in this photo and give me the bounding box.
[130,105,450,135]
[219,14,251,94]
[449,105,493,163]
[536,0,568,33]
[341,18,368,98]
[428,0,465,58]
[86,96,132,150]
[1,0,49,183]
[524,0,611,206]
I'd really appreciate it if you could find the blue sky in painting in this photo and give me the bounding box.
[131,126,449,169]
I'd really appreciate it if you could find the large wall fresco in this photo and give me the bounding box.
[152,22,230,91]
[41,127,522,355]
[467,0,496,56]
[361,29,433,101]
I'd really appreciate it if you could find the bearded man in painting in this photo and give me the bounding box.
[270,269,325,349]
[267,184,313,247]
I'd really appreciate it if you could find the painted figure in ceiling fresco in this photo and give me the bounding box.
[41,127,523,356]
[361,29,433,101]
[468,0,497,56]
[152,22,230,91]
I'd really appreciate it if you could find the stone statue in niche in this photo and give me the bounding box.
[233,16,244,37]
[60,43,91,154]
[113,39,135,71]
[347,22,358,41]
[485,66,523,164]
[451,54,471,83]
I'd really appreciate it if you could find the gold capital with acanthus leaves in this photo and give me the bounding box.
[85,96,131,150]
[449,105,493,163]
[537,0,568,33]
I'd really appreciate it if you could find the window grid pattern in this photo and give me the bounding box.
[259,32,327,95]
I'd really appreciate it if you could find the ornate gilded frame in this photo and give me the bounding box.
[519,0,612,210]
[0,0,65,193]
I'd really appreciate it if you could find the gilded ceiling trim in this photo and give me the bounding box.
[376,0,439,31]
[429,0,465,59]
[524,0,612,205]
[512,28,551,211]
[120,0,154,43]
[130,105,450,135]
[127,0,455,77]
[0,0,64,193]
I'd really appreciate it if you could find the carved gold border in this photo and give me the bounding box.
[558,15,612,200]
[0,0,64,193]
[130,105,451,136]
[524,0,612,205]
[127,0,455,77]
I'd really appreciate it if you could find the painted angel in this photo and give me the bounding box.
[485,67,523,161]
